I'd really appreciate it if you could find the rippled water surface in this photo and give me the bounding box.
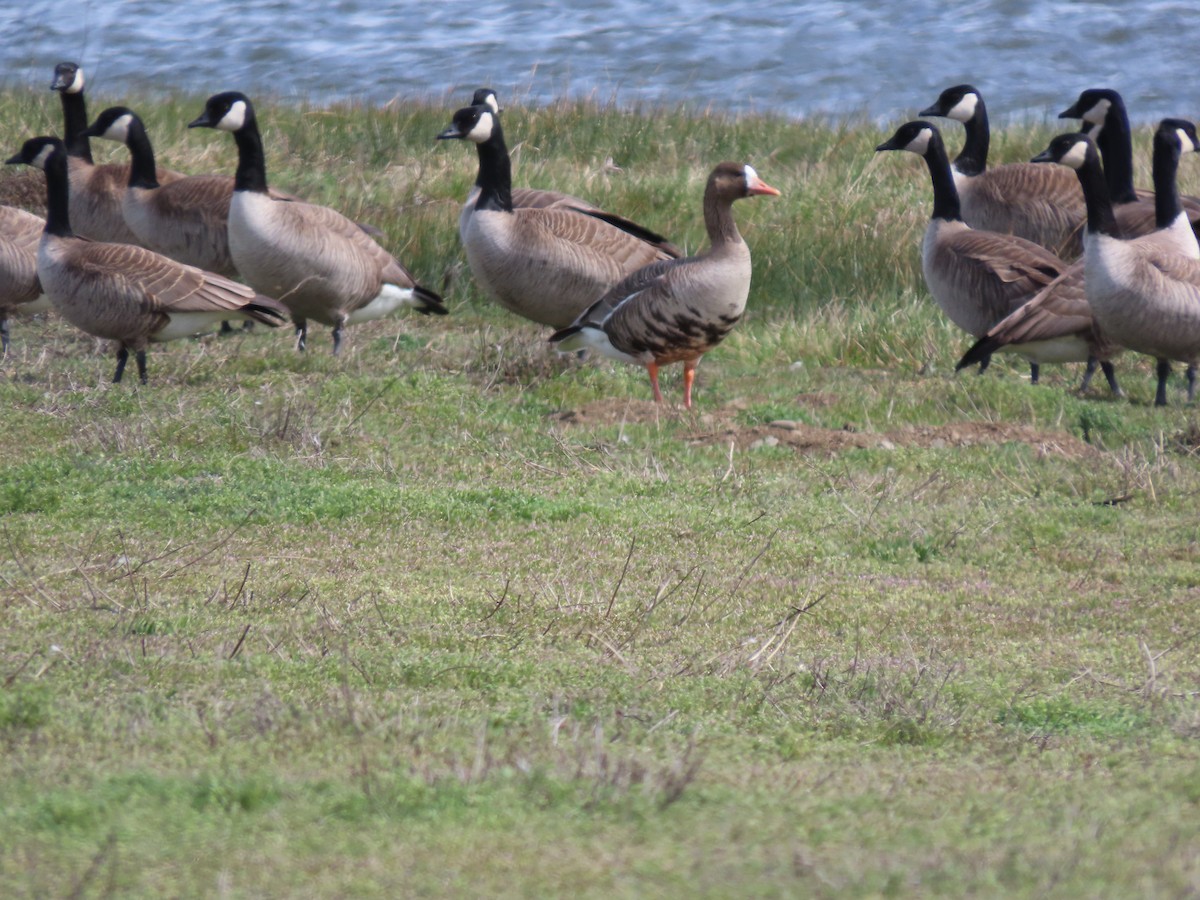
[3,1,1199,121]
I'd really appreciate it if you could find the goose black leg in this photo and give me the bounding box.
[1155,358,1171,407]
[1187,365,1197,403]
[0,317,9,355]
[135,350,148,385]
[1029,362,1040,385]
[1101,361,1123,397]
[294,317,308,352]
[1079,356,1099,392]
[220,320,234,334]
[113,346,129,383]
[976,353,991,375]
[332,320,345,356]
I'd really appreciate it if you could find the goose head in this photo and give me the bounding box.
[188,92,255,133]
[471,88,502,115]
[1157,117,1200,157]
[710,162,781,199]
[876,121,940,158]
[919,85,981,123]
[437,105,498,144]
[1059,88,1124,138]
[6,136,66,170]
[1031,133,1096,171]
[50,61,84,94]
[81,106,138,144]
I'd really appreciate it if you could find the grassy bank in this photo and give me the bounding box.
[1,88,1199,897]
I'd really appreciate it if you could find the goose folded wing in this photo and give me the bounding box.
[79,242,262,312]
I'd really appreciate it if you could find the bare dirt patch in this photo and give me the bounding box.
[551,400,1100,460]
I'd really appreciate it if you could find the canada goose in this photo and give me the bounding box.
[49,61,183,244]
[6,137,288,384]
[187,92,446,353]
[437,103,675,328]
[1032,120,1200,406]
[82,106,239,277]
[954,259,1125,396]
[920,85,1086,257]
[549,162,779,408]
[0,205,49,354]
[876,121,1076,381]
[1059,87,1200,251]
[461,89,680,255]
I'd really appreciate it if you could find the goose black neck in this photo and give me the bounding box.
[42,152,75,238]
[472,122,513,213]
[125,118,160,189]
[952,100,989,176]
[231,111,269,194]
[58,90,94,164]
[923,131,964,223]
[1095,103,1138,204]
[1073,150,1119,239]
[1151,133,1183,230]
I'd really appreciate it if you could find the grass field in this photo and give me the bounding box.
[1,87,1199,897]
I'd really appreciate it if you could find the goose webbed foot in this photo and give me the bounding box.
[976,353,991,375]
[219,320,234,334]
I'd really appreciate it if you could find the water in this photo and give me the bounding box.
[2,1,1199,124]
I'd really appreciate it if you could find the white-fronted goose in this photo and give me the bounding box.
[549,162,779,407]
[1060,87,1200,252]
[460,89,680,256]
[920,85,1085,257]
[6,137,288,384]
[437,103,674,328]
[1032,120,1200,405]
[187,92,446,354]
[49,61,183,245]
[0,205,49,353]
[876,121,1076,381]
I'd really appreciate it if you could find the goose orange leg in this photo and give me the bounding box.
[646,361,664,404]
[683,358,700,409]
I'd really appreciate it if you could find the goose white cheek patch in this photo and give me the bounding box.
[1178,129,1196,155]
[1082,99,1111,126]
[217,100,247,132]
[946,93,978,122]
[67,68,85,94]
[105,114,133,143]
[1059,141,1089,169]
[31,144,56,170]
[466,111,494,143]
[904,129,933,155]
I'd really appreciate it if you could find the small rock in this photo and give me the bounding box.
[750,436,780,449]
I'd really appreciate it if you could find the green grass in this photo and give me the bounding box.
[2,88,1200,897]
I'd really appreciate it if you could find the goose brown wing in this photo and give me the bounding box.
[525,207,673,271]
[984,261,1093,345]
[938,229,1066,322]
[78,242,261,313]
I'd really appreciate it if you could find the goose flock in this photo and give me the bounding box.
[3,63,1200,409]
